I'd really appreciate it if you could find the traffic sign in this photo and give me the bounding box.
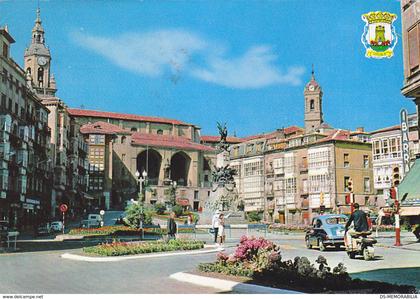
[100,210,105,216]
[59,204,68,213]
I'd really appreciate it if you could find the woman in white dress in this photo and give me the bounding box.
[218,213,225,246]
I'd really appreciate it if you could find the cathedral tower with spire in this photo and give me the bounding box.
[24,8,56,97]
[304,66,323,133]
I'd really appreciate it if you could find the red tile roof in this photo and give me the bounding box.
[68,108,189,126]
[284,126,304,135]
[201,135,243,143]
[80,121,130,135]
[370,125,401,135]
[243,126,303,142]
[315,129,369,144]
[131,132,215,152]
[243,131,278,141]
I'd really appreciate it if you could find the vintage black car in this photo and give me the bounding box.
[0,220,10,244]
[305,214,348,251]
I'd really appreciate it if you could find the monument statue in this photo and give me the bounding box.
[202,121,242,219]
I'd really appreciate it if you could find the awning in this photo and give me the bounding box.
[177,199,190,206]
[400,206,420,216]
[399,158,420,200]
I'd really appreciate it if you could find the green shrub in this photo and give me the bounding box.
[172,205,184,217]
[154,203,166,215]
[125,203,153,228]
[247,211,262,222]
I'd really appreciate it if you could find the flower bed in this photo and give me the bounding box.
[68,226,164,236]
[198,236,416,294]
[268,224,307,233]
[83,239,205,256]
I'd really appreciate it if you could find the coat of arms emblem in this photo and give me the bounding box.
[361,11,398,59]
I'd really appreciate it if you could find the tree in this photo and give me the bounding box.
[247,211,262,223]
[154,203,166,215]
[172,205,184,217]
[125,203,153,228]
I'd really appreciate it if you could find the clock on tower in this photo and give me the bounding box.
[304,66,324,132]
[23,8,56,96]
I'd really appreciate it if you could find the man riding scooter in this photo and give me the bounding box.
[344,203,377,260]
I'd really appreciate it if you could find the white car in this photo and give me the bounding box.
[50,221,63,232]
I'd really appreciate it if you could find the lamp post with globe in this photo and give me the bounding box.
[170,180,177,207]
[135,170,148,202]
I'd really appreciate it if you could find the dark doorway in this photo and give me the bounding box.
[137,149,162,185]
[170,152,191,186]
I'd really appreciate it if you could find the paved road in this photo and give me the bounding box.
[0,249,219,293]
[2,223,420,293]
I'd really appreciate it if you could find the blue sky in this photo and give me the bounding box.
[0,0,415,136]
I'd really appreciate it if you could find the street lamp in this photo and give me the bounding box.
[169,180,177,207]
[135,170,148,202]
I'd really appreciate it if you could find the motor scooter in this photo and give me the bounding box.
[344,230,377,260]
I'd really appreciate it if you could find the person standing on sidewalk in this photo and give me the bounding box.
[167,212,177,240]
[413,224,420,242]
[212,210,220,243]
[409,217,420,242]
[218,213,226,247]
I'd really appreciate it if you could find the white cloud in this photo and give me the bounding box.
[73,30,206,77]
[191,46,305,88]
[73,29,304,89]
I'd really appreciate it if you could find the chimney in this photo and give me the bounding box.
[356,127,364,133]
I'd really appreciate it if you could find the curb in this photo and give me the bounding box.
[169,272,301,294]
[60,245,223,262]
[376,243,420,252]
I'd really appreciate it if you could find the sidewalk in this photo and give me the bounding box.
[376,233,420,251]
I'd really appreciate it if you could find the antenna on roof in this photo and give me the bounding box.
[311,64,315,79]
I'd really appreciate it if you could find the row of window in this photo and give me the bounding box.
[244,161,263,176]
[89,176,104,191]
[344,176,371,193]
[89,134,105,145]
[372,137,401,160]
[1,68,25,96]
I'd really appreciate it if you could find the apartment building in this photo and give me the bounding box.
[0,26,52,228]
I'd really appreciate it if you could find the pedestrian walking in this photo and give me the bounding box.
[211,210,220,243]
[167,212,177,240]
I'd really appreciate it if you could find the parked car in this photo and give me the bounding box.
[50,221,63,232]
[36,223,51,236]
[80,214,102,228]
[305,214,348,251]
[0,220,9,243]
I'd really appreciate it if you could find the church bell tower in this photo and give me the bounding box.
[304,66,323,133]
[24,8,56,97]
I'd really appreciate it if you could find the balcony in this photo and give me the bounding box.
[299,163,308,173]
[273,167,284,175]
[300,188,309,196]
[265,168,274,176]
[276,197,285,206]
